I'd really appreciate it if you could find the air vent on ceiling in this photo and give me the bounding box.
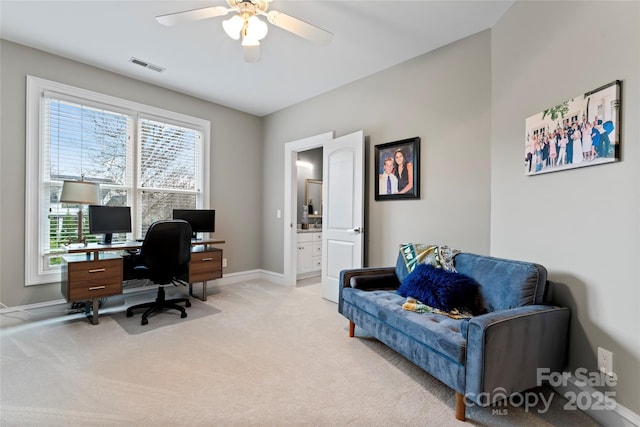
[129,57,165,73]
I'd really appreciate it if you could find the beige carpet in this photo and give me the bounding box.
[0,280,599,426]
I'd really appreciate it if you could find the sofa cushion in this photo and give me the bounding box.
[342,288,468,364]
[397,264,482,313]
[454,253,547,311]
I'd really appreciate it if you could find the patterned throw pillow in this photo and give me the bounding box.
[399,243,460,273]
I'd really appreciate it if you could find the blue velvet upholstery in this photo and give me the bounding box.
[343,290,468,364]
[339,250,570,420]
[454,253,547,311]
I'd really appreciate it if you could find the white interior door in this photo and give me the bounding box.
[321,130,365,302]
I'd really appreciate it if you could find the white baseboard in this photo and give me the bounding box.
[550,373,640,426]
[214,269,287,286]
[0,298,67,314]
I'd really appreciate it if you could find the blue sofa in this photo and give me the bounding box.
[338,250,570,421]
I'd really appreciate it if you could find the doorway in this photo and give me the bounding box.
[283,132,333,287]
[296,148,323,284]
[283,130,366,301]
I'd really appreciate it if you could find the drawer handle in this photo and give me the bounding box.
[89,286,106,291]
[88,268,106,273]
[201,258,213,262]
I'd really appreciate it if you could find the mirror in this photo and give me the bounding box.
[305,179,322,218]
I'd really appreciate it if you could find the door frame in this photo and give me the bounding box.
[283,132,334,286]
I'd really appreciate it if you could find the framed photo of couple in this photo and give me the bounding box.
[374,136,420,201]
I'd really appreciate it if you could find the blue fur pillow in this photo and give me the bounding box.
[397,263,481,313]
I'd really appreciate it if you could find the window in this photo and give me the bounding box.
[26,76,210,285]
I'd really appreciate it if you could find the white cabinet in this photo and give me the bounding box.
[311,232,322,272]
[297,241,313,274]
[297,232,322,277]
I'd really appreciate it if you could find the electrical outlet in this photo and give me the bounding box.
[598,347,613,376]
[222,258,227,268]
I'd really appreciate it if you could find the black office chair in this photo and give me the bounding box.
[126,220,192,325]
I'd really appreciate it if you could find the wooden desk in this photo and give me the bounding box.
[62,253,123,325]
[61,239,225,324]
[188,246,223,301]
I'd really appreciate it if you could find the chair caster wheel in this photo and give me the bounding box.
[186,301,192,307]
[126,310,133,317]
[181,312,187,318]
[141,318,148,325]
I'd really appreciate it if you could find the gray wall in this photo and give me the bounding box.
[491,0,639,414]
[262,30,493,273]
[0,39,263,307]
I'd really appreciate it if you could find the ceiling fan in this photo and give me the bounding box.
[156,0,333,62]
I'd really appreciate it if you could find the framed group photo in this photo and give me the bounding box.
[374,136,420,201]
[524,80,621,176]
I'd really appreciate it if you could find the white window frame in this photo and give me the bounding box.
[25,76,210,286]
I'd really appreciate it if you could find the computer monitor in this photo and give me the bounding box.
[172,209,215,239]
[88,205,132,245]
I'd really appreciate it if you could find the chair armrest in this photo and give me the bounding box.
[338,267,398,314]
[464,305,570,405]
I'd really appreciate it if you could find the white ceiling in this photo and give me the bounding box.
[1,0,514,117]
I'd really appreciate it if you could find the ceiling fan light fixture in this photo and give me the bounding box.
[246,15,268,41]
[222,15,244,40]
[158,1,332,62]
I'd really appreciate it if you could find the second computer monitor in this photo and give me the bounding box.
[172,209,215,239]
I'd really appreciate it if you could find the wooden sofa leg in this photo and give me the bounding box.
[349,321,355,337]
[455,392,466,421]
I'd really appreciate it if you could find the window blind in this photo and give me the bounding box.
[139,117,200,191]
[44,96,133,253]
[137,118,201,235]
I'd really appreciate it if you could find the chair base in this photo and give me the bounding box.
[126,286,191,325]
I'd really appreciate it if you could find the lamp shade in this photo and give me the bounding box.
[246,16,268,41]
[60,180,100,205]
[222,15,244,40]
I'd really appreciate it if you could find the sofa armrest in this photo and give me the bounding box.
[464,305,570,405]
[349,272,400,290]
[338,267,398,314]
[339,267,397,289]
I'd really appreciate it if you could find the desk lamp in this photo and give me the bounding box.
[60,177,99,245]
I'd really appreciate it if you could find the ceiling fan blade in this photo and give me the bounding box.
[266,10,332,45]
[242,41,261,62]
[156,6,229,27]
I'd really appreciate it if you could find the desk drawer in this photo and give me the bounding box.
[189,250,222,282]
[64,258,123,301]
